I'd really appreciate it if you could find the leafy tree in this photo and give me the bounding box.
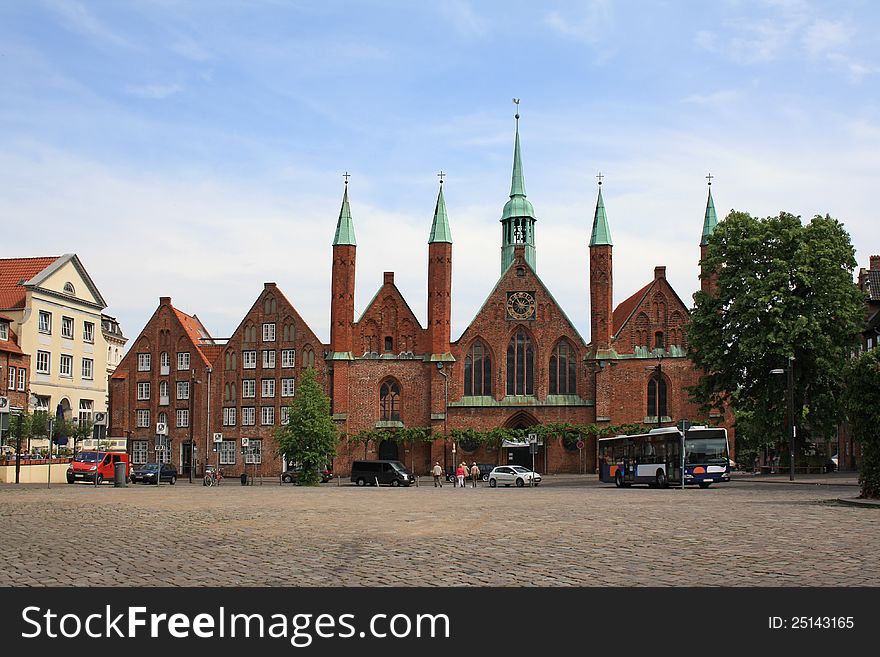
[843,349,880,499]
[274,368,338,485]
[688,211,864,462]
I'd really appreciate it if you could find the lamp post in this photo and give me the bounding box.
[189,369,201,484]
[770,356,795,482]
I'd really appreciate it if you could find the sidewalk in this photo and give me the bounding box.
[730,471,859,486]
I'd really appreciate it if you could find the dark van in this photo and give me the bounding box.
[350,460,416,487]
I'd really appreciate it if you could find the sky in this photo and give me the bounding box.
[2,0,878,348]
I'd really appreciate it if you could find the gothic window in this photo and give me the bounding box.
[647,377,668,418]
[302,347,315,368]
[463,340,492,397]
[506,329,534,396]
[384,336,393,352]
[654,331,664,350]
[549,339,577,395]
[380,380,401,421]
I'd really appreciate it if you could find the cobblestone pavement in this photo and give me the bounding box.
[0,476,876,587]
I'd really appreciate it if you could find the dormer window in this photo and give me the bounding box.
[0,322,7,341]
[63,282,75,295]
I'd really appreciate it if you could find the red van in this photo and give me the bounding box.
[67,451,131,484]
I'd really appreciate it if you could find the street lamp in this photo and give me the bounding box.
[189,369,201,484]
[770,356,795,482]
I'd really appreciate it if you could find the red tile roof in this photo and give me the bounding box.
[612,281,654,336]
[199,344,224,365]
[0,338,23,355]
[172,308,213,367]
[0,257,58,309]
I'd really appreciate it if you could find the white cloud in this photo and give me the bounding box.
[124,83,184,99]
[42,0,130,48]
[438,1,489,38]
[544,0,615,45]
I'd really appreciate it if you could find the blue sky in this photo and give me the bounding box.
[2,0,878,345]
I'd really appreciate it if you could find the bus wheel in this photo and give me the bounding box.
[656,471,668,489]
[699,482,711,488]
[615,472,624,488]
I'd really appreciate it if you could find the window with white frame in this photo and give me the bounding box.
[177,352,190,370]
[245,439,262,464]
[280,406,289,425]
[0,323,7,340]
[176,409,189,428]
[242,379,256,398]
[261,406,275,425]
[83,321,94,343]
[8,367,15,390]
[220,440,236,465]
[243,350,257,369]
[262,350,275,369]
[18,368,25,391]
[281,349,296,368]
[262,323,276,342]
[157,446,170,464]
[261,379,275,398]
[159,380,169,404]
[36,351,50,374]
[160,351,170,372]
[82,357,93,380]
[223,407,236,426]
[281,378,295,397]
[137,382,150,400]
[136,409,150,427]
[177,381,190,400]
[33,396,49,413]
[132,440,148,464]
[61,316,74,339]
[158,411,168,428]
[241,407,255,426]
[59,354,73,377]
[38,311,51,334]
[138,353,151,371]
[78,400,93,423]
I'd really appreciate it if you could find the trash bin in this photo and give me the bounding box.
[240,473,248,486]
[114,461,128,488]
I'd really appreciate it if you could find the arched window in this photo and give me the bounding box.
[464,340,492,397]
[158,412,168,427]
[380,380,401,421]
[647,377,667,418]
[506,329,534,396]
[63,282,75,295]
[654,331,664,350]
[549,339,577,395]
[302,347,315,368]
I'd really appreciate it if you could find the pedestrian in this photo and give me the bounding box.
[432,461,443,487]
[456,462,466,489]
[470,462,480,488]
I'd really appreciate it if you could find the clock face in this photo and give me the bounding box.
[506,291,536,320]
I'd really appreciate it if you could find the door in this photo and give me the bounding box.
[378,440,399,461]
[181,443,193,477]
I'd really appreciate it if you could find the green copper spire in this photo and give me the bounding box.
[589,178,613,246]
[428,175,452,244]
[333,177,356,246]
[501,100,537,273]
[700,177,718,246]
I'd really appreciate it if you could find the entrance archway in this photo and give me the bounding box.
[503,411,543,470]
[378,439,399,461]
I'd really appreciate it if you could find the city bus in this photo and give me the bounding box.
[598,426,730,488]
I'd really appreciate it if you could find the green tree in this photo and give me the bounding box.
[843,349,880,499]
[688,211,864,462]
[274,368,338,485]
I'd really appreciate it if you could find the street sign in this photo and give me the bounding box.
[241,437,249,447]
[529,443,538,455]
[576,439,585,450]
[93,412,107,426]
[0,396,9,413]
[677,419,691,432]
[156,422,168,435]
[213,432,223,443]
[528,433,537,444]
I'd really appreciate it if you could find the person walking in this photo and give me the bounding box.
[455,462,466,489]
[432,461,443,487]
[470,462,480,487]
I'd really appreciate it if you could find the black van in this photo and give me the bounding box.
[350,460,416,487]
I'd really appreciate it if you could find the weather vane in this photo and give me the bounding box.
[512,97,520,120]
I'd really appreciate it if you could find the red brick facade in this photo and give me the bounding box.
[1,315,30,412]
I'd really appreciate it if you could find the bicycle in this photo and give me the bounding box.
[204,467,223,487]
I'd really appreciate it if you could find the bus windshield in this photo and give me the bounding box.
[685,436,728,465]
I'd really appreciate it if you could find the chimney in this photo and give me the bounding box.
[654,266,666,280]
[264,282,276,289]
[159,296,171,306]
[870,255,880,271]
[383,272,394,285]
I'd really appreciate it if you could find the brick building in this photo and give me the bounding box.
[110,115,733,477]
[1,313,31,415]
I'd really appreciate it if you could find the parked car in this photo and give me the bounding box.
[487,465,542,487]
[446,463,494,482]
[130,463,178,485]
[67,451,131,484]
[350,460,415,487]
[281,465,333,484]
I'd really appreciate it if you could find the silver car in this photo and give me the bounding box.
[487,465,542,487]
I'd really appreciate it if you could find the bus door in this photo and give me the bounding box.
[623,440,636,483]
[667,435,682,483]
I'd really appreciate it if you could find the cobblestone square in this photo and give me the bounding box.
[1,476,876,587]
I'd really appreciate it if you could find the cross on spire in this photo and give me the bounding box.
[437,170,445,184]
[513,97,520,120]
[597,171,604,186]
[706,172,713,186]
[343,171,350,185]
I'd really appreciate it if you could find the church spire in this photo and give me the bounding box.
[700,173,717,246]
[333,174,356,246]
[589,173,613,246]
[500,99,537,273]
[428,173,452,243]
